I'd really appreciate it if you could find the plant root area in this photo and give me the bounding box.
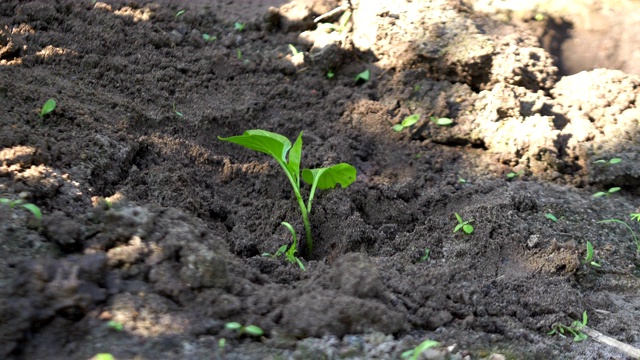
[2,1,640,359]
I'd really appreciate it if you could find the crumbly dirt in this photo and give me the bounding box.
[1,1,640,359]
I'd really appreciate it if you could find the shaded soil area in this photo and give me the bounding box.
[1,0,640,359]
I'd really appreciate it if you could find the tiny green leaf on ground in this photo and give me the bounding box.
[430,116,453,126]
[393,114,420,132]
[39,98,56,117]
[175,10,185,18]
[401,339,439,360]
[355,69,370,82]
[234,22,246,31]
[202,34,217,42]
[545,213,558,222]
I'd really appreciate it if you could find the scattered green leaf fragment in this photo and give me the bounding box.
[202,34,217,42]
[93,354,115,360]
[593,187,620,197]
[327,70,335,79]
[598,218,640,253]
[419,248,430,262]
[175,10,185,18]
[219,130,356,254]
[39,98,57,118]
[355,69,370,82]
[548,311,588,342]
[429,116,453,126]
[453,213,474,234]
[107,320,124,332]
[234,22,246,31]
[545,213,558,222]
[393,114,420,132]
[401,339,440,360]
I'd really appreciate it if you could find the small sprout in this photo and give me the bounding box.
[234,22,246,31]
[202,34,217,42]
[598,218,640,253]
[262,244,288,258]
[287,44,300,56]
[453,213,474,234]
[545,213,558,222]
[594,158,622,165]
[355,69,370,83]
[581,241,601,267]
[107,320,124,332]
[327,70,335,79]
[225,322,264,337]
[39,98,57,118]
[175,10,185,18]
[92,354,115,360]
[419,248,430,263]
[0,198,42,222]
[631,213,640,222]
[592,187,620,198]
[218,338,226,350]
[172,103,183,117]
[281,222,306,271]
[429,116,453,126]
[548,311,588,342]
[236,49,242,59]
[458,176,467,184]
[506,170,523,179]
[393,114,420,132]
[401,339,440,360]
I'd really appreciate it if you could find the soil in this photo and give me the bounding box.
[1,1,640,359]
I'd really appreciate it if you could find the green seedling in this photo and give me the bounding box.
[225,322,264,337]
[288,44,300,56]
[219,130,356,254]
[545,213,558,222]
[318,10,351,34]
[234,22,246,31]
[172,103,183,117]
[593,187,620,198]
[458,176,467,184]
[93,354,115,360]
[594,158,621,165]
[393,114,420,132]
[419,248,431,263]
[202,34,217,42]
[236,49,242,59]
[39,98,56,118]
[598,217,640,252]
[429,116,453,126]
[453,213,474,234]
[106,320,123,332]
[413,85,421,92]
[218,338,226,351]
[175,10,185,18]
[631,213,640,222]
[548,311,588,342]
[262,222,306,271]
[582,241,601,267]
[327,70,335,79]
[506,170,523,179]
[401,339,440,360]
[0,198,42,222]
[355,69,370,83]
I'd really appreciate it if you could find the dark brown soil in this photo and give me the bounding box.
[2,1,640,359]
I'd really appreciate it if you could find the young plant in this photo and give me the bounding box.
[288,44,300,56]
[355,69,370,83]
[506,170,523,179]
[429,116,453,126]
[419,248,431,263]
[593,187,620,198]
[39,98,56,118]
[175,10,185,18]
[202,34,217,42]
[172,103,183,117]
[401,339,440,360]
[327,69,335,79]
[318,10,351,34]
[598,216,640,253]
[582,241,601,267]
[219,130,356,254]
[548,311,588,342]
[393,114,420,132]
[234,22,246,31]
[458,176,467,184]
[92,354,115,360]
[262,222,306,271]
[545,213,558,222]
[106,320,124,332]
[453,213,474,234]
[594,158,621,165]
[0,198,42,222]
[225,322,264,337]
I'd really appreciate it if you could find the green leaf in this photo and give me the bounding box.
[609,187,621,194]
[463,224,474,234]
[40,98,57,117]
[244,325,264,336]
[234,22,245,31]
[218,338,226,348]
[401,114,420,127]
[582,311,588,326]
[609,158,622,164]
[545,213,558,222]
[107,320,123,332]
[94,354,115,360]
[411,340,439,360]
[355,69,370,82]
[288,44,299,56]
[302,163,357,190]
[584,241,594,263]
[392,124,404,132]
[219,130,292,166]
[175,10,185,18]
[453,224,463,233]
[454,213,463,224]
[592,192,605,197]
[430,116,453,126]
[286,132,303,186]
[225,322,242,330]
[274,244,288,257]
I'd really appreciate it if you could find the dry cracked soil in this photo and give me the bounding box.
[2,0,640,359]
